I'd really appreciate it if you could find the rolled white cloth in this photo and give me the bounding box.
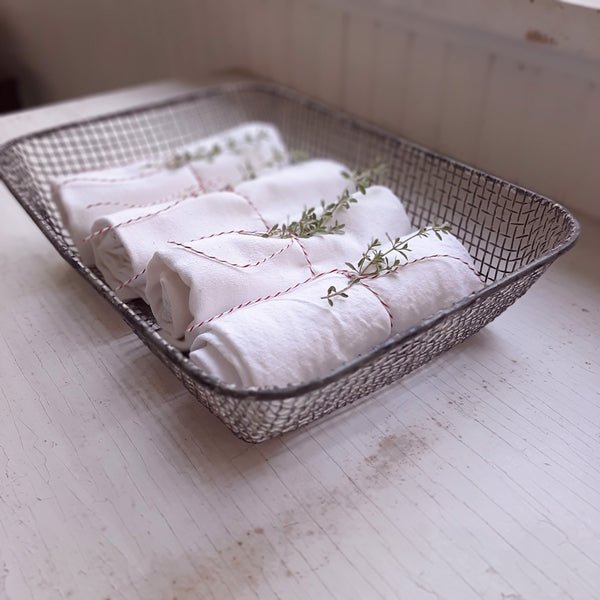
[89,191,266,301]
[144,185,413,348]
[243,184,414,274]
[234,159,350,227]
[146,233,314,348]
[51,165,197,265]
[332,185,413,251]
[51,122,288,265]
[188,273,392,389]
[185,122,288,189]
[361,231,484,336]
[187,231,484,389]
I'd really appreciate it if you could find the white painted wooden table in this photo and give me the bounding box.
[1,81,598,600]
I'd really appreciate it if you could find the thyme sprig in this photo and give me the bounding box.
[264,147,287,169]
[289,150,310,164]
[165,143,222,169]
[239,160,258,181]
[164,129,273,170]
[262,162,386,239]
[322,222,452,305]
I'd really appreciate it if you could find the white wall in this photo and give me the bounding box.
[236,0,600,219]
[0,0,221,105]
[1,0,598,218]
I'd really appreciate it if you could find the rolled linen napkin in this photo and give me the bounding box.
[89,191,267,301]
[234,159,351,227]
[187,231,484,388]
[144,185,414,348]
[352,230,484,336]
[51,122,288,265]
[329,185,413,252]
[52,165,198,265]
[188,273,392,388]
[185,122,288,188]
[146,232,313,347]
[235,157,413,243]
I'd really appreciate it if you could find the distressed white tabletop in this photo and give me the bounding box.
[0,81,598,600]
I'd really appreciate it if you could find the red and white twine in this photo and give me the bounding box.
[167,236,295,269]
[56,166,163,188]
[112,268,148,293]
[185,253,482,333]
[82,186,199,243]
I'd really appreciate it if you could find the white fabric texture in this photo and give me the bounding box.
[51,122,287,265]
[146,233,314,348]
[188,273,392,389]
[187,232,483,388]
[234,159,350,227]
[90,191,266,301]
[52,165,197,265]
[362,231,484,336]
[144,185,414,348]
[186,122,288,190]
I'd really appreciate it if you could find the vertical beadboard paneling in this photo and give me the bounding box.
[312,3,345,107]
[571,82,600,214]
[437,44,492,166]
[202,0,247,72]
[161,0,217,82]
[289,0,345,106]
[371,22,413,135]
[476,57,537,184]
[289,0,320,95]
[201,0,600,218]
[342,12,376,120]
[400,32,448,149]
[266,0,294,86]
[244,0,269,78]
[244,0,293,85]
[514,68,590,202]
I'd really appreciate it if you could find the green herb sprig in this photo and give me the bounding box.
[289,150,310,164]
[323,222,452,305]
[264,148,287,168]
[239,160,258,181]
[262,162,386,239]
[164,129,272,170]
[165,143,222,169]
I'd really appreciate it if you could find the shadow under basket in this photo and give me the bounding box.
[0,82,579,442]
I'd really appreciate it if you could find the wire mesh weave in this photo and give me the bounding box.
[0,82,579,442]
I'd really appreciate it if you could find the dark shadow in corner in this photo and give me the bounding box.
[0,12,44,110]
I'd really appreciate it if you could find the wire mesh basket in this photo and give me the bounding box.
[0,81,579,442]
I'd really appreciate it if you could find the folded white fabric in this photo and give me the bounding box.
[187,231,483,389]
[362,231,484,336]
[188,273,392,388]
[146,233,313,348]
[144,185,413,348]
[261,185,414,273]
[52,165,197,265]
[326,185,413,257]
[236,158,414,253]
[51,122,288,265]
[186,122,288,189]
[234,159,350,227]
[89,191,267,301]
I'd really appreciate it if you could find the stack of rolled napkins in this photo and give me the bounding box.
[52,121,484,389]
